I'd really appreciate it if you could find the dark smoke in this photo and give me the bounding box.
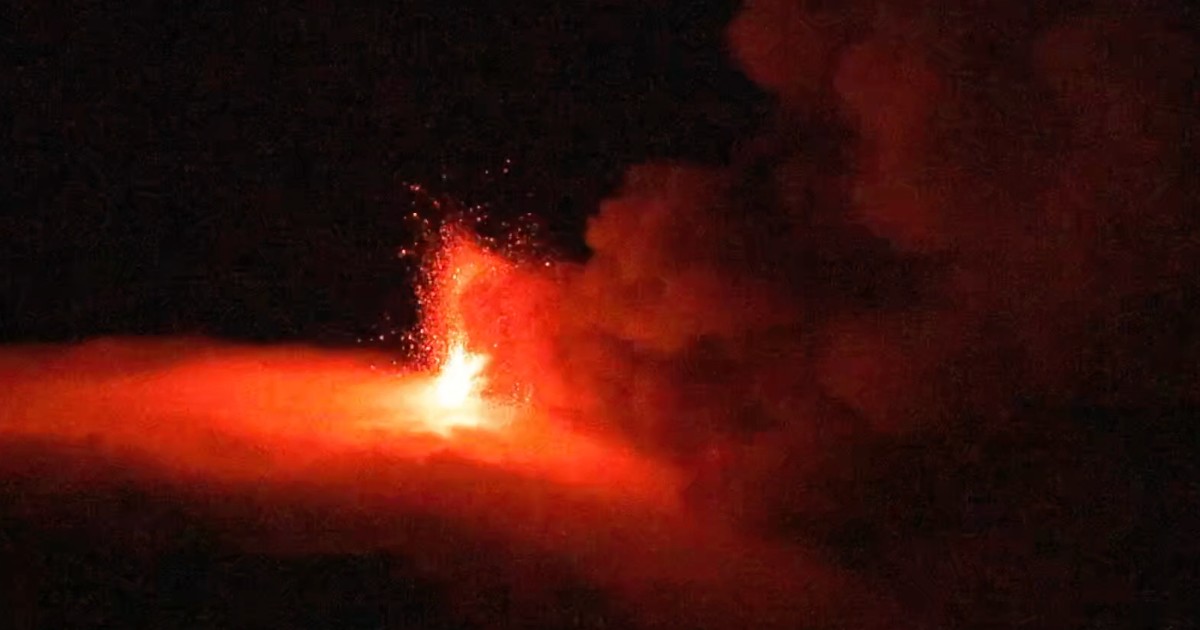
[3,2,1197,628]
[543,0,1200,626]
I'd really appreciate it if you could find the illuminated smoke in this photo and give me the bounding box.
[547,0,1200,465]
[1,2,1196,627]
[0,235,889,629]
[514,1,1200,626]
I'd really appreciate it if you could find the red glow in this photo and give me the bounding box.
[428,340,490,427]
[0,226,899,629]
[0,227,681,502]
[404,230,513,436]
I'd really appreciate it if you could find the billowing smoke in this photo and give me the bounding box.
[528,0,1199,625]
[2,2,1196,627]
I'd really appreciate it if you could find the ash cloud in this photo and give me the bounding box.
[541,0,1200,626]
[2,1,1196,627]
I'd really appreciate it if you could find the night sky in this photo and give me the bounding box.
[3,0,763,342]
[3,1,1200,629]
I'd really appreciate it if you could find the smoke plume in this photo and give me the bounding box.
[2,1,1197,627]
[529,0,1200,626]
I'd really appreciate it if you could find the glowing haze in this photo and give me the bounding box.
[0,226,891,628]
[2,0,1197,627]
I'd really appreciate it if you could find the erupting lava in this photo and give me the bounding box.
[424,338,491,434]
[433,341,488,411]
[0,225,676,502]
[400,229,512,437]
[0,222,895,630]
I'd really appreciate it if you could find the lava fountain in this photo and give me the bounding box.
[428,339,490,428]
[404,229,508,437]
[0,227,672,495]
[0,225,896,630]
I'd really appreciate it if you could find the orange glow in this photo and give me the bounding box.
[0,226,677,499]
[432,340,488,411]
[397,230,510,436]
[0,336,876,628]
[0,222,895,630]
[421,338,491,435]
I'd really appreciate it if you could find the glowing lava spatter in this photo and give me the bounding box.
[405,229,510,436]
[0,215,685,509]
[433,340,488,410]
[418,337,491,435]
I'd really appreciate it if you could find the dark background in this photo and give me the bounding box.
[5,2,1200,629]
[2,0,765,343]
